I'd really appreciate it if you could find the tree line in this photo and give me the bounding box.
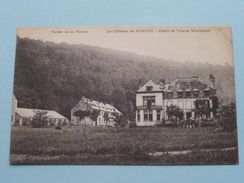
[14,37,236,120]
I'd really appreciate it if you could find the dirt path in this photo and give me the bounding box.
[148,147,237,156]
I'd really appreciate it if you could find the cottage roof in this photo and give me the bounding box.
[137,80,162,92]
[81,97,122,114]
[16,108,67,119]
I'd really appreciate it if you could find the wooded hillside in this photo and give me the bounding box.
[13,37,236,119]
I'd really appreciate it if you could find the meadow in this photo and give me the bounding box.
[10,125,238,165]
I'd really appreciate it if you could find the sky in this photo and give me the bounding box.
[17,26,234,66]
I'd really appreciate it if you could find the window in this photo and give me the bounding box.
[204,84,208,89]
[178,101,183,109]
[157,110,161,120]
[144,110,148,121]
[168,86,172,90]
[137,110,140,122]
[204,91,210,97]
[186,85,190,89]
[167,101,173,106]
[193,91,199,97]
[186,101,192,109]
[146,86,153,91]
[186,91,191,98]
[178,92,183,98]
[166,92,173,98]
[143,96,155,109]
[149,110,153,121]
[144,110,153,121]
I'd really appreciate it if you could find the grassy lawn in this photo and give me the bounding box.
[10,125,238,165]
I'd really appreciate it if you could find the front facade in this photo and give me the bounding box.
[71,96,122,126]
[136,80,163,126]
[136,75,217,126]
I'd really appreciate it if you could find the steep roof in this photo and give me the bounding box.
[137,76,215,93]
[170,77,204,91]
[168,76,214,92]
[80,97,122,114]
[137,80,162,92]
[16,108,67,119]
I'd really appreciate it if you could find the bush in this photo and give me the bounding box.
[217,102,237,132]
[219,116,236,132]
[182,119,196,128]
[129,122,137,128]
[55,126,62,130]
[31,110,49,128]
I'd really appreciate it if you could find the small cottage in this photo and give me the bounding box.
[71,96,122,126]
[14,108,69,126]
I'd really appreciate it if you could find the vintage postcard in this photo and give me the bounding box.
[10,26,238,165]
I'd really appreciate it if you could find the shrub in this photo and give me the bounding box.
[31,110,49,128]
[182,119,196,128]
[129,122,137,128]
[217,102,237,132]
[55,126,62,130]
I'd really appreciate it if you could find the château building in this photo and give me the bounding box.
[136,74,217,126]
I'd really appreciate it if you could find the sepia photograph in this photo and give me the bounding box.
[10,26,238,165]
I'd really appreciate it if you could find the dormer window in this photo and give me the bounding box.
[168,86,172,90]
[178,92,183,98]
[146,86,153,91]
[186,91,191,98]
[186,84,190,89]
[204,84,208,89]
[204,91,210,97]
[166,92,173,98]
[193,89,199,97]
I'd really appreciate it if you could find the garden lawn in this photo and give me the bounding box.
[10,125,238,165]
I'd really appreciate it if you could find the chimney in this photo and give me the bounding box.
[159,79,165,90]
[209,74,215,88]
[139,80,143,89]
[81,96,86,101]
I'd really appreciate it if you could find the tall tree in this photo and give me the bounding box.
[103,112,109,126]
[31,110,49,128]
[217,102,236,132]
[73,110,91,137]
[166,105,183,123]
[194,100,210,122]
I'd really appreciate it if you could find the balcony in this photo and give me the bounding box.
[136,105,163,110]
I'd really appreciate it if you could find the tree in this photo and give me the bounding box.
[73,110,91,137]
[31,110,49,128]
[127,100,135,122]
[113,113,123,132]
[103,112,109,126]
[217,102,236,132]
[194,99,210,122]
[166,105,183,126]
[90,110,100,126]
[110,89,128,115]
[210,96,219,117]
